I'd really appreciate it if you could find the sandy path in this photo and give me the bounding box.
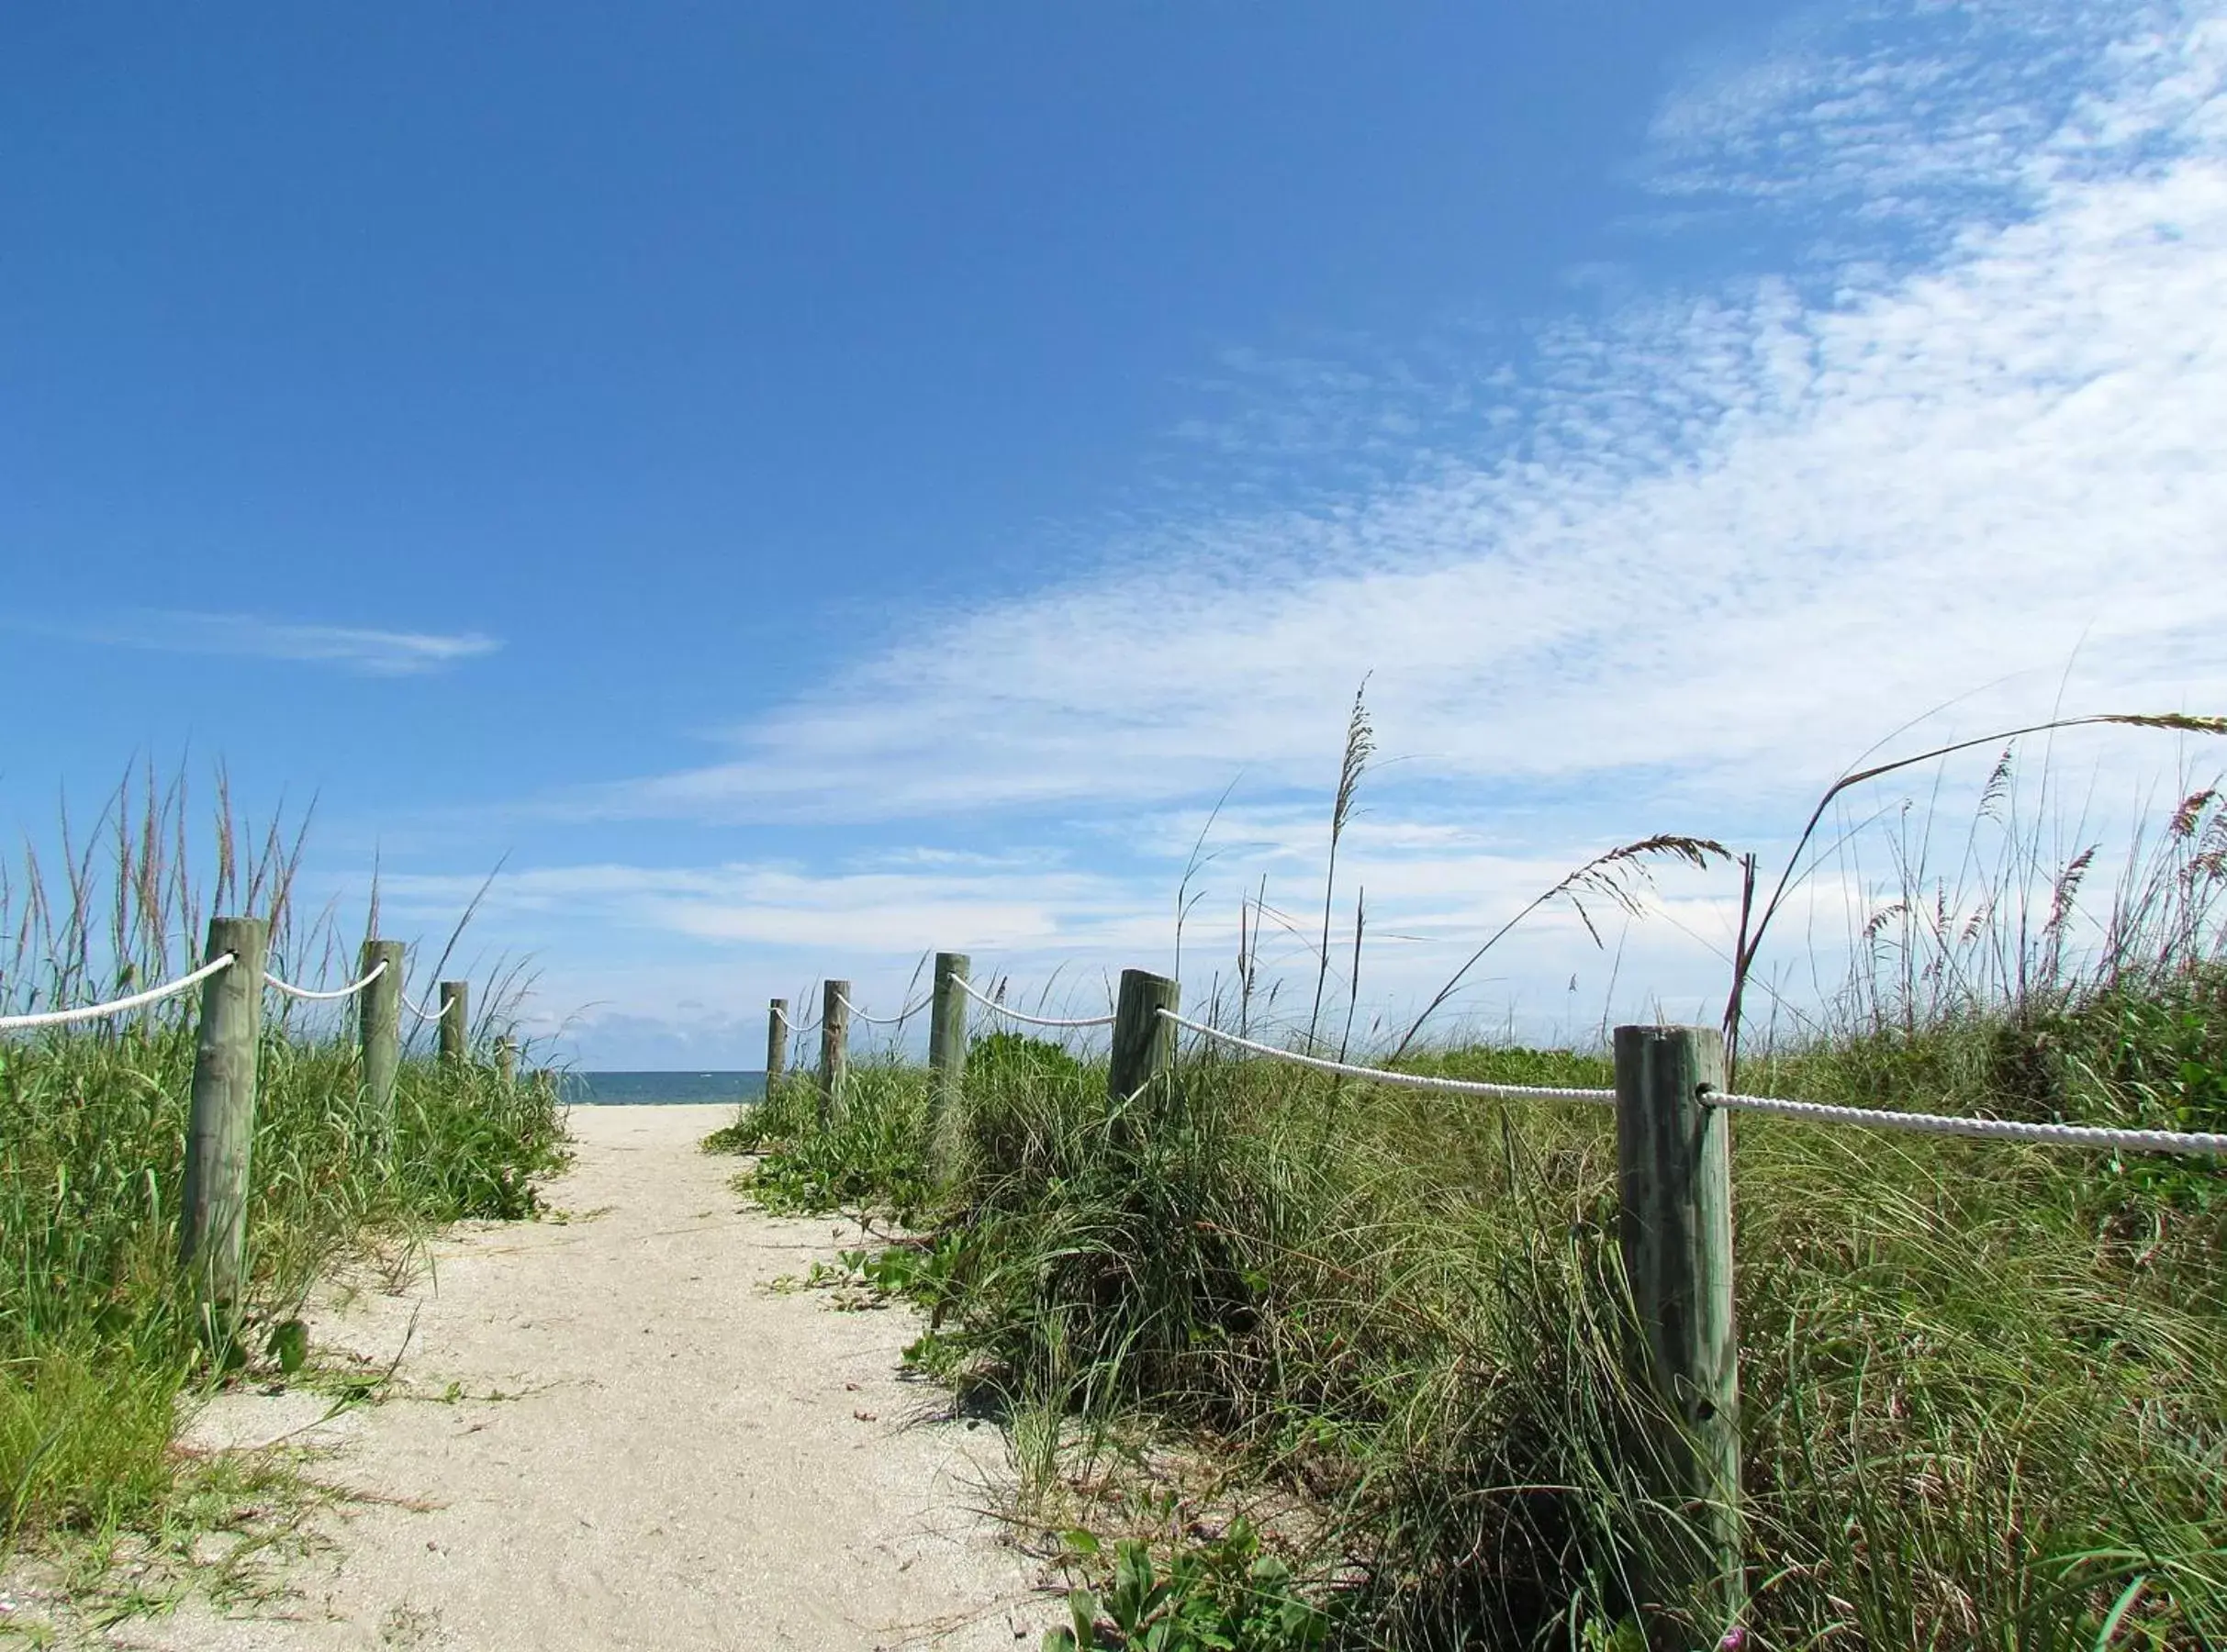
[128,1105,1046,1652]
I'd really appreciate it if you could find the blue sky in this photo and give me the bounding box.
[6,3,2225,1066]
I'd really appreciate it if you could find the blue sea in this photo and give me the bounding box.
[559,1071,766,1105]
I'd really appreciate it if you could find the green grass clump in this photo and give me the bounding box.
[0,1027,567,1548]
[731,992,2225,1649]
[727,737,2227,1646]
[709,1063,935,1222]
[0,768,568,1564]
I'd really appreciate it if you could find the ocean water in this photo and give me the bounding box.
[559,1070,766,1105]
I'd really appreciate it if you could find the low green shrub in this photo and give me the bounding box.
[1046,1521,1331,1652]
[722,1063,937,1223]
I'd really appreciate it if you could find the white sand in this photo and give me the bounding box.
[122,1104,1046,1651]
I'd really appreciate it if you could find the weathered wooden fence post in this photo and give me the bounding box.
[819,979,849,1127]
[181,916,266,1313]
[927,953,969,1174]
[1612,1023,1742,1634]
[438,980,468,1063]
[765,998,789,1096]
[1107,967,1179,1104]
[358,938,404,1132]
[497,1035,518,1089]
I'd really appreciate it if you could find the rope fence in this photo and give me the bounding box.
[1,912,493,1316]
[1162,1011,1617,1105]
[755,951,2223,1616]
[1158,1008,2227,1156]
[836,992,933,1028]
[1169,1010,2225,1156]
[778,963,2227,1160]
[953,974,1116,1029]
[1704,1087,2227,1156]
[264,959,389,1002]
[1,955,432,1030]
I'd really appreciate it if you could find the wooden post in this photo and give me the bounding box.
[181,916,266,1312]
[766,998,789,1096]
[1107,967,1179,1104]
[819,979,849,1127]
[438,980,468,1063]
[1613,1024,1741,1632]
[927,953,969,1174]
[497,1035,518,1089]
[358,938,404,1132]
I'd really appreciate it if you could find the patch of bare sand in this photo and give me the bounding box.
[118,1104,1046,1651]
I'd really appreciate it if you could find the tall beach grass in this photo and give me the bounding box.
[0,771,566,1557]
[721,739,2227,1649]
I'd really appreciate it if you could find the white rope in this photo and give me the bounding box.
[0,954,238,1031]
[264,958,388,1002]
[1707,1089,2227,1158]
[1157,1011,2227,1157]
[835,993,933,1028]
[403,992,448,1021]
[1158,1010,1617,1103]
[956,975,1116,1030]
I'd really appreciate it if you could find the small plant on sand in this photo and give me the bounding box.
[1046,1521,1329,1652]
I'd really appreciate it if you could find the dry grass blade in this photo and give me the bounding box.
[1727,709,2227,1065]
[2170,789,2219,839]
[1309,679,1374,1055]
[1391,833,1731,1060]
[1339,887,1366,1064]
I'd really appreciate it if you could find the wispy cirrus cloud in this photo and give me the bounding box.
[1639,0,2134,243]
[568,0,2227,843]
[449,0,2227,1063]
[53,610,500,675]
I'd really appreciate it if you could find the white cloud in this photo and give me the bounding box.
[62,610,500,675]
[435,2,2227,1063]
[570,3,2227,843]
[377,860,1152,955]
[1642,2,2111,235]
